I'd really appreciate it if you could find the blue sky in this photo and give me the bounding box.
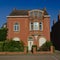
[0,0,60,30]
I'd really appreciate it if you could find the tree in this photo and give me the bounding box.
[0,28,8,41]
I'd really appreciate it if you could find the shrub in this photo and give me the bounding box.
[38,41,53,51]
[31,45,37,53]
[0,42,4,51]
[3,40,24,52]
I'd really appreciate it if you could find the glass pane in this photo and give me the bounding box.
[39,22,43,31]
[30,22,33,31]
[34,22,39,30]
[30,12,33,17]
[38,12,42,18]
[14,23,19,31]
[34,11,38,16]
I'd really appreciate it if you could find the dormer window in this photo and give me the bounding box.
[30,12,33,17]
[34,11,38,17]
[29,10,43,19]
[38,12,42,18]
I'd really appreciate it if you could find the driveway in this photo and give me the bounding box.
[0,51,60,60]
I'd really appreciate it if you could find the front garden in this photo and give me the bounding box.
[0,40,24,52]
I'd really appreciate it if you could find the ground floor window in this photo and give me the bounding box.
[13,37,20,41]
[39,37,46,47]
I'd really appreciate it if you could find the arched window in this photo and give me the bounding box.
[39,22,43,31]
[28,36,33,41]
[39,37,46,47]
[30,22,33,31]
[14,23,20,31]
[29,10,43,19]
[38,12,42,18]
[34,11,38,17]
[13,37,20,41]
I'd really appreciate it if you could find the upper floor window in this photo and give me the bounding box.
[30,22,43,31]
[29,10,43,19]
[33,22,39,30]
[14,23,20,32]
[30,22,33,31]
[38,12,42,18]
[34,11,38,17]
[30,12,33,17]
[39,22,43,31]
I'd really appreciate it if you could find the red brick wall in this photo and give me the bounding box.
[43,17,50,41]
[7,17,29,45]
[7,16,50,46]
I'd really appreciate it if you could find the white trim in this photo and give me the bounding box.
[13,23,20,32]
[28,40,33,51]
[29,9,44,13]
[44,15,50,17]
[33,22,39,30]
[39,22,43,31]
[6,16,29,18]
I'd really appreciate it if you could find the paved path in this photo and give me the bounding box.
[0,52,60,60]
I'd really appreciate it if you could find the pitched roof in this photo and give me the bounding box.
[9,9,29,16]
[9,8,48,16]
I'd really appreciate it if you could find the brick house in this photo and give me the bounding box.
[7,8,50,51]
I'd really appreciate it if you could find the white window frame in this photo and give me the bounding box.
[33,22,39,30]
[13,23,20,32]
[13,37,20,41]
[39,22,43,31]
[30,22,33,31]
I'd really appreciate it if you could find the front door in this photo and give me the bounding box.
[28,41,33,51]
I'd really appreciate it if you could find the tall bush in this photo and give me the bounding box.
[3,40,24,52]
[38,41,53,51]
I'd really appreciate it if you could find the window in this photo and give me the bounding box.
[29,10,43,19]
[38,12,42,17]
[30,22,33,31]
[14,23,20,32]
[34,11,38,17]
[13,37,20,41]
[33,22,39,30]
[30,12,33,17]
[28,36,33,40]
[39,22,43,31]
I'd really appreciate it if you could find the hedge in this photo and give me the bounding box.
[0,40,24,52]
